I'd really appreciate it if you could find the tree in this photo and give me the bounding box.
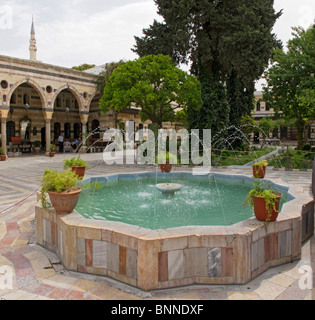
[72,64,96,71]
[133,20,185,65]
[99,54,202,136]
[258,117,274,144]
[95,60,124,94]
[133,0,282,141]
[263,24,315,149]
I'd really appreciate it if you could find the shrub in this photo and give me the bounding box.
[40,169,80,208]
[64,156,89,170]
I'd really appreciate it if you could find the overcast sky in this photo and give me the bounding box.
[0,0,314,87]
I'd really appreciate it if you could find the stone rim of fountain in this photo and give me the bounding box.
[35,171,313,291]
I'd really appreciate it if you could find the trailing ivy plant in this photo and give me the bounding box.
[244,179,279,221]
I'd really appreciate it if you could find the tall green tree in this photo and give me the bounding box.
[95,61,124,128]
[99,54,202,136]
[133,0,281,141]
[263,24,315,149]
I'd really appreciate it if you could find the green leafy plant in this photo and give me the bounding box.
[253,159,268,167]
[156,151,178,164]
[33,141,41,148]
[40,169,80,208]
[50,144,56,152]
[244,179,279,221]
[0,147,5,155]
[64,156,89,170]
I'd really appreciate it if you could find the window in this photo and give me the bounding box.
[256,102,261,112]
[7,121,15,143]
[64,123,71,139]
[92,120,100,139]
[10,94,16,105]
[46,86,53,93]
[74,123,80,139]
[54,123,61,141]
[266,103,270,111]
[23,94,30,105]
[1,80,8,89]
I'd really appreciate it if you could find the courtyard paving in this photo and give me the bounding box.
[0,152,314,300]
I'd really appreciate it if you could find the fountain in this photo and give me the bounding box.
[35,125,313,291]
[155,182,182,198]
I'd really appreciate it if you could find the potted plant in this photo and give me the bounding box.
[49,144,56,157]
[33,140,41,153]
[156,152,177,173]
[252,159,268,178]
[244,179,282,222]
[40,169,81,214]
[64,156,89,179]
[0,147,7,161]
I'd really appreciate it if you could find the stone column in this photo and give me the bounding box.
[0,109,9,155]
[80,114,89,146]
[44,110,53,156]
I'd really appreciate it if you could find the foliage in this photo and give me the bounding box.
[64,156,89,170]
[258,117,274,143]
[40,169,80,208]
[267,147,315,169]
[72,64,96,71]
[33,140,41,148]
[156,151,178,165]
[227,72,256,128]
[263,25,315,149]
[244,179,279,221]
[133,20,184,65]
[212,147,273,167]
[0,147,5,155]
[100,54,202,130]
[50,144,55,152]
[95,60,124,94]
[133,1,281,139]
[175,109,189,128]
[253,159,268,167]
[188,71,229,137]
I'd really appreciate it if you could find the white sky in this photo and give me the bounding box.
[0,0,314,89]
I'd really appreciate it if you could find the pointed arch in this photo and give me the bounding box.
[86,92,100,113]
[52,85,84,111]
[8,78,47,107]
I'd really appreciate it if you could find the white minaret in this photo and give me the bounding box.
[29,16,37,61]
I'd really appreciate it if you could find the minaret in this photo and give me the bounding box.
[29,16,37,61]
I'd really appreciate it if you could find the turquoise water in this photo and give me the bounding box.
[75,176,288,230]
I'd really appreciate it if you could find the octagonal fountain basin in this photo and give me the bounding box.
[36,172,313,291]
[75,172,292,230]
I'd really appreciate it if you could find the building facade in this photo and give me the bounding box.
[0,20,169,155]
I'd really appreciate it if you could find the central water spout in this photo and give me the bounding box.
[156,183,183,198]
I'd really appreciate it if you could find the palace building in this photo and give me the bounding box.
[0,19,167,156]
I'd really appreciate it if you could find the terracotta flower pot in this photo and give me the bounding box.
[253,165,266,179]
[160,163,172,173]
[71,166,86,179]
[0,155,7,161]
[48,188,81,214]
[253,193,282,222]
[49,152,55,158]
